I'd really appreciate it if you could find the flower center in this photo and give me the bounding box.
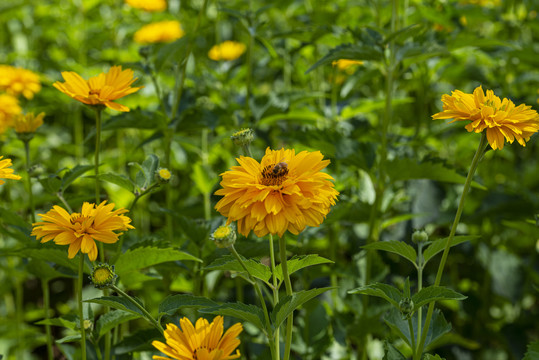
[89,89,100,96]
[261,162,288,186]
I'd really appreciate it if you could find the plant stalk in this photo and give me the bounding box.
[78,255,87,360]
[278,236,293,360]
[111,285,164,333]
[269,234,280,358]
[42,279,54,360]
[24,140,36,223]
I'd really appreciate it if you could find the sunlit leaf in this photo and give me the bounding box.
[114,247,201,275]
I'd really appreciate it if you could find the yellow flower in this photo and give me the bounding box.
[0,94,22,133]
[134,20,184,44]
[125,0,166,11]
[432,86,539,150]
[215,148,339,238]
[332,59,364,73]
[152,316,242,360]
[0,65,41,99]
[52,66,143,112]
[12,112,45,133]
[32,201,134,261]
[459,0,500,6]
[208,41,246,61]
[0,156,21,185]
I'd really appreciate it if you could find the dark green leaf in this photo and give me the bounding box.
[271,287,334,330]
[95,310,140,339]
[383,341,407,360]
[306,43,383,74]
[423,354,445,360]
[204,255,271,283]
[158,294,218,318]
[38,174,62,194]
[348,283,402,308]
[84,296,145,317]
[12,248,81,272]
[35,316,78,331]
[384,308,414,347]
[61,165,94,191]
[155,36,189,71]
[114,247,201,275]
[422,236,479,265]
[26,259,72,280]
[114,328,162,354]
[199,303,267,333]
[363,241,417,266]
[274,255,333,281]
[99,172,134,192]
[384,24,424,44]
[424,310,452,349]
[412,286,467,311]
[523,341,539,360]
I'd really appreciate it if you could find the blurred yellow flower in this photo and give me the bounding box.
[32,201,134,261]
[134,20,184,44]
[125,0,166,11]
[152,316,242,360]
[459,0,500,6]
[53,66,143,112]
[432,86,539,150]
[12,112,45,133]
[215,148,339,237]
[0,156,21,185]
[0,65,41,99]
[208,41,246,61]
[0,94,22,133]
[332,59,364,73]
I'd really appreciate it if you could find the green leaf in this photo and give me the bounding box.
[95,310,140,339]
[384,23,424,44]
[363,241,417,266]
[12,248,81,272]
[386,158,486,190]
[158,294,218,318]
[155,36,189,71]
[35,316,78,331]
[114,247,201,275]
[423,354,445,360]
[384,308,414,347]
[38,174,62,194]
[383,341,407,360]
[424,310,452,349]
[136,154,159,190]
[191,162,217,195]
[348,283,402,308]
[271,287,334,330]
[258,110,325,126]
[61,165,94,191]
[0,207,30,229]
[422,236,479,265]
[56,335,81,344]
[204,255,271,283]
[412,286,467,311]
[274,255,334,281]
[101,110,167,131]
[99,172,134,192]
[113,328,162,354]
[523,341,539,360]
[306,43,383,73]
[26,259,73,280]
[84,296,145,317]
[199,303,267,333]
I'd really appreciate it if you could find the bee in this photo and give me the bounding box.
[272,161,288,175]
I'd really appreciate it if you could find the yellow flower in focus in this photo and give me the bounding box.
[215,148,339,237]
[152,316,242,360]
[0,156,21,185]
[0,65,41,99]
[432,86,539,150]
[53,66,143,112]
[13,112,45,133]
[32,201,134,261]
[125,0,166,11]
[332,59,364,73]
[0,94,22,133]
[134,21,184,44]
[208,41,246,61]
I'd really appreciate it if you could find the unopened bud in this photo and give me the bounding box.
[399,298,414,320]
[90,263,117,289]
[231,128,254,147]
[412,230,428,244]
[156,168,171,184]
[211,224,236,248]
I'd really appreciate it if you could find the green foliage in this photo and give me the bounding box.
[204,255,272,283]
[411,286,467,311]
[84,296,145,318]
[199,303,268,333]
[114,247,201,276]
[363,241,418,267]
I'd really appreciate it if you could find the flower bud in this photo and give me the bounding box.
[231,128,254,147]
[90,263,117,289]
[156,168,171,184]
[399,298,414,320]
[211,224,236,248]
[412,229,429,244]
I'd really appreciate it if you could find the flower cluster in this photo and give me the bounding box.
[432,85,539,150]
[32,201,134,261]
[215,148,339,237]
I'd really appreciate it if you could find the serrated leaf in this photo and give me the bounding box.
[274,255,334,281]
[271,287,334,330]
[35,316,78,330]
[523,341,539,360]
[61,165,94,191]
[412,286,467,311]
[386,158,486,190]
[348,283,402,308]
[158,294,218,318]
[99,172,134,192]
[423,236,478,265]
[114,247,201,275]
[113,328,162,354]
[136,154,159,190]
[383,341,407,360]
[306,43,383,73]
[384,308,414,347]
[84,296,145,317]
[204,255,271,283]
[424,310,452,349]
[191,162,216,195]
[95,310,140,339]
[199,303,267,333]
[363,241,417,266]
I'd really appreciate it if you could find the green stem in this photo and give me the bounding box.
[78,255,87,360]
[278,236,293,360]
[42,279,54,360]
[408,317,416,356]
[241,144,253,157]
[416,242,424,349]
[269,234,280,358]
[56,191,73,213]
[15,277,23,357]
[111,285,164,334]
[229,245,275,358]
[244,17,254,126]
[94,108,102,204]
[201,128,211,220]
[24,140,35,223]
[415,133,487,358]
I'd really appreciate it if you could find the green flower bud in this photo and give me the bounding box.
[211,224,236,248]
[231,128,254,147]
[399,298,414,320]
[90,263,117,289]
[155,168,172,184]
[412,229,429,244]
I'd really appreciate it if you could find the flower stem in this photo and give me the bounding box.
[56,191,73,213]
[229,245,276,359]
[269,234,280,358]
[278,236,293,360]
[415,133,488,359]
[78,255,87,360]
[42,279,54,360]
[94,108,102,204]
[244,16,254,126]
[408,317,416,356]
[111,285,164,333]
[23,140,36,223]
[416,241,424,348]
